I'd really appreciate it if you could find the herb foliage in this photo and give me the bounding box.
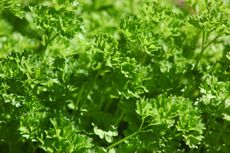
[0,0,230,152]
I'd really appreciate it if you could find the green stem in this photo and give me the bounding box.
[75,83,85,111]
[106,130,139,150]
[193,29,206,69]
[106,123,155,150]
[139,118,145,131]
[74,61,104,116]
[193,31,220,70]
[92,62,104,87]
[44,33,58,51]
[103,98,113,112]
[203,35,220,51]
[114,95,125,127]
[42,33,58,59]
[115,112,124,127]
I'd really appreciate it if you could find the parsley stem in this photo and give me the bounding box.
[42,33,58,59]
[75,83,85,112]
[193,29,206,70]
[106,130,139,150]
[115,112,124,127]
[106,124,153,150]
[203,35,220,51]
[193,30,220,70]
[139,119,145,131]
[44,33,58,51]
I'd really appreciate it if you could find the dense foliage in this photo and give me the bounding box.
[0,0,230,152]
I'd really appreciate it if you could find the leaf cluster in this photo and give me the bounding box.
[0,0,230,153]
